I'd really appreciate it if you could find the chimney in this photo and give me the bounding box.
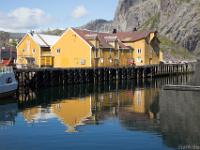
[113,29,117,34]
[154,31,158,37]
[133,27,137,31]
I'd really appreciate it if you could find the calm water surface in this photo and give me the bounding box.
[0,75,199,150]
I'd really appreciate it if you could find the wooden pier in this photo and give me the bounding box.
[163,85,200,91]
[18,74,191,109]
[15,63,195,89]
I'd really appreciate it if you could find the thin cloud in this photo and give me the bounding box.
[0,7,54,32]
[72,5,88,19]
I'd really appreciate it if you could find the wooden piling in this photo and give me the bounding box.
[15,63,196,90]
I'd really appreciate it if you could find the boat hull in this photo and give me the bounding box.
[0,90,17,99]
[0,71,18,99]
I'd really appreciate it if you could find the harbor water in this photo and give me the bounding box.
[0,74,199,150]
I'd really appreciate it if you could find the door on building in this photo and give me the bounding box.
[149,58,152,65]
[94,58,99,68]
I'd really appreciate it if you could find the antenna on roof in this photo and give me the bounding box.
[30,30,35,36]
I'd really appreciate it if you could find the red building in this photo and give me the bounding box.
[0,47,17,66]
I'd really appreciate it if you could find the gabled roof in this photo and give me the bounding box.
[30,33,60,47]
[116,31,154,42]
[117,40,130,49]
[72,28,129,49]
[72,28,113,48]
[97,33,113,49]
[71,28,95,47]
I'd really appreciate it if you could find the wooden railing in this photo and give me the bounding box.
[0,66,13,74]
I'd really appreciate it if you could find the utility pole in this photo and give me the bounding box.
[10,47,12,62]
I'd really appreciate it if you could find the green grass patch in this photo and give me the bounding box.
[140,13,160,30]
[159,35,196,60]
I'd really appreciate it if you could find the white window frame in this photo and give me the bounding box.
[57,48,61,54]
[32,49,36,54]
[109,48,112,57]
[138,48,142,54]
[137,57,142,63]
[80,59,86,65]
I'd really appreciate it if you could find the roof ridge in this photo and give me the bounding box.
[36,33,50,47]
[72,27,131,49]
[39,33,61,37]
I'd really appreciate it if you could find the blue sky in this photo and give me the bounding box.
[0,0,118,32]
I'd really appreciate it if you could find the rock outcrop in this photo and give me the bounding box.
[82,0,200,56]
[113,0,160,31]
[80,19,113,32]
[159,0,200,53]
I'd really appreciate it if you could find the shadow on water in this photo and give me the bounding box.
[160,90,200,148]
[0,73,197,149]
[159,63,200,149]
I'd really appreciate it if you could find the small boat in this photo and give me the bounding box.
[0,66,18,98]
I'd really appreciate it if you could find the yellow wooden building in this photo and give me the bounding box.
[16,32,60,68]
[117,31,163,66]
[17,28,163,68]
[51,27,132,68]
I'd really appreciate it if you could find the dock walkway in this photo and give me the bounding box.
[163,85,200,91]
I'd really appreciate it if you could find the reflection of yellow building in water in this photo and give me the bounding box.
[23,106,56,123]
[52,97,92,132]
[23,107,40,123]
[129,88,159,117]
[133,89,146,113]
[22,86,160,133]
[22,96,92,132]
[91,90,133,109]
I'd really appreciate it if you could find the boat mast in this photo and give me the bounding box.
[10,47,12,61]
[0,48,1,63]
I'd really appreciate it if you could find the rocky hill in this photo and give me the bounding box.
[0,31,24,49]
[1,0,199,60]
[82,0,200,59]
[40,29,64,36]
[80,19,113,32]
